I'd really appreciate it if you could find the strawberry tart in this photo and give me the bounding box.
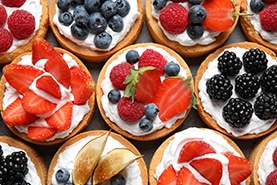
[47,130,148,185]
[149,127,252,185]
[146,0,240,57]
[96,43,194,141]
[0,135,47,184]
[0,37,96,145]
[49,0,143,62]
[240,0,277,53]
[0,0,49,63]
[195,42,277,140]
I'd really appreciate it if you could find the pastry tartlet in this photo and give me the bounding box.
[0,0,49,63]
[49,0,143,62]
[0,38,95,145]
[195,42,277,140]
[96,43,194,141]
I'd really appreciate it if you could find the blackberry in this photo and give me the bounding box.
[260,65,277,94]
[222,98,253,128]
[235,73,260,99]
[242,48,268,75]
[217,50,242,76]
[206,74,233,102]
[254,93,277,120]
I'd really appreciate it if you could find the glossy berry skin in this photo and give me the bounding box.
[235,73,260,99]
[254,93,277,120]
[108,14,124,32]
[111,174,126,185]
[164,61,180,76]
[73,5,90,27]
[250,0,264,13]
[144,103,159,120]
[187,23,204,40]
[153,0,167,10]
[55,168,70,183]
[100,0,117,19]
[188,5,207,24]
[58,11,74,26]
[108,89,121,104]
[243,48,268,75]
[116,0,130,17]
[139,118,153,132]
[217,50,242,76]
[71,0,84,8]
[260,65,277,94]
[57,0,71,11]
[88,12,107,34]
[126,50,140,64]
[71,23,89,40]
[84,0,102,13]
[94,31,112,49]
[189,0,202,4]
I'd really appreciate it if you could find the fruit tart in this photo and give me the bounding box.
[47,130,148,185]
[49,0,143,62]
[96,43,195,141]
[0,0,49,63]
[240,0,277,53]
[149,127,252,185]
[0,136,47,184]
[0,37,96,145]
[145,0,240,58]
[195,42,277,140]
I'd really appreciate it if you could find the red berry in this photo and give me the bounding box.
[264,0,277,4]
[159,3,189,34]
[273,147,277,167]
[8,10,35,39]
[0,28,13,52]
[110,62,134,90]
[1,0,26,7]
[266,170,277,185]
[117,97,144,122]
[0,5,7,26]
[260,3,277,32]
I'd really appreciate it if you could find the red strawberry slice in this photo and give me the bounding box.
[27,126,57,141]
[70,66,95,105]
[21,90,56,115]
[224,152,252,185]
[177,166,209,185]
[178,141,216,163]
[153,77,193,121]
[190,158,222,185]
[36,75,62,99]
[3,64,43,94]
[46,102,73,131]
[157,165,177,185]
[2,98,38,126]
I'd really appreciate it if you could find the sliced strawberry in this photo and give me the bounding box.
[70,66,95,105]
[21,90,56,115]
[157,165,177,185]
[224,152,252,185]
[178,141,216,163]
[3,64,43,94]
[153,77,193,121]
[177,166,209,185]
[190,158,222,185]
[46,102,73,131]
[27,126,57,141]
[36,75,62,99]
[2,98,38,126]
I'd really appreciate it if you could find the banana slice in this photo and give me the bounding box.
[92,148,141,185]
[72,131,109,185]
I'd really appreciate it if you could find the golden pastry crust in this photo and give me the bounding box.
[148,128,251,185]
[0,0,49,63]
[96,43,193,141]
[240,0,277,53]
[0,48,96,145]
[0,136,47,185]
[47,130,148,185]
[194,41,277,140]
[145,0,240,58]
[49,0,143,62]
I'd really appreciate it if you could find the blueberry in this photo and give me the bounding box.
[73,5,90,27]
[145,103,159,120]
[55,168,70,183]
[108,14,124,32]
[94,31,112,49]
[250,0,264,13]
[115,0,130,17]
[88,12,107,34]
[188,5,207,24]
[126,49,139,64]
[188,0,202,5]
[58,11,73,26]
[100,0,118,19]
[57,0,71,11]
[164,61,180,76]
[65,183,74,185]
[139,118,153,132]
[153,0,167,10]
[84,0,102,13]
[71,23,89,40]
[187,23,204,40]
[71,0,84,8]
[108,89,121,104]
[111,174,126,185]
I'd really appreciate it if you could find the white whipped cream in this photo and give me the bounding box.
[101,45,189,136]
[155,127,246,185]
[0,141,42,184]
[2,54,90,141]
[51,134,143,185]
[198,47,276,137]
[53,0,140,51]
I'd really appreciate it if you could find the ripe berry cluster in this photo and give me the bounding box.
[265,147,277,185]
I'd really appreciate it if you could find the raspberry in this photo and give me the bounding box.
[8,10,35,39]
[117,97,144,122]
[0,5,7,26]
[159,3,189,34]
[0,28,13,52]
[109,62,134,90]
[273,147,277,167]
[266,170,277,185]
[1,0,26,7]
[260,3,277,32]
[138,49,167,74]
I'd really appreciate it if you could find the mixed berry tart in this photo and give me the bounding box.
[149,127,252,185]
[49,0,143,62]
[146,0,241,57]
[195,42,277,140]
[47,130,148,185]
[0,0,49,63]
[0,37,96,145]
[96,43,195,141]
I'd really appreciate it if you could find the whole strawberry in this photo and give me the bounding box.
[0,5,7,26]
[110,62,134,90]
[260,3,277,32]
[0,28,13,52]
[1,0,26,7]
[117,97,144,122]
